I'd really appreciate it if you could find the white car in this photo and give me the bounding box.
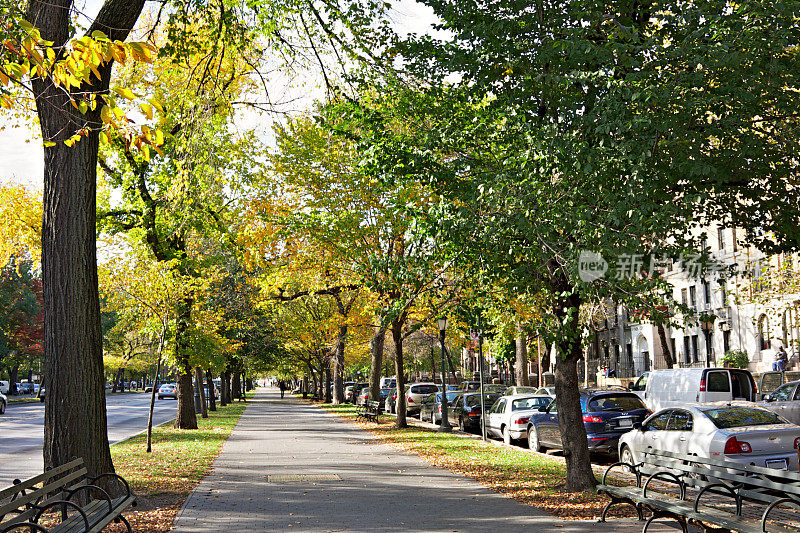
[484,394,553,444]
[618,404,800,471]
[535,387,555,397]
[0,391,6,414]
[404,383,439,415]
[503,386,539,396]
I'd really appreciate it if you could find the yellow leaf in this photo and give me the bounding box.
[100,105,113,123]
[113,87,135,100]
[140,103,153,120]
[155,129,164,145]
[43,141,56,147]
[99,131,109,144]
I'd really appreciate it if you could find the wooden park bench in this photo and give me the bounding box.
[356,400,382,423]
[0,458,136,533]
[598,448,800,532]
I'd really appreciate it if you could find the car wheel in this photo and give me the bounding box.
[620,445,635,467]
[459,417,466,432]
[528,425,543,452]
[502,426,512,445]
[0,400,5,414]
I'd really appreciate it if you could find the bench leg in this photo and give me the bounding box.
[600,497,643,523]
[643,511,687,533]
[114,513,133,533]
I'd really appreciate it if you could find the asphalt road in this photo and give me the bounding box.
[0,392,178,485]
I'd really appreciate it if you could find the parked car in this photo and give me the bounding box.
[757,371,800,401]
[158,383,178,400]
[448,392,501,432]
[0,381,9,394]
[641,368,756,412]
[419,391,460,423]
[350,383,369,404]
[484,394,553,444]
[379,377,396,389]
[18,382,34,394]
[484,384,508,394]
[37,386,45,402]
[356,386,391,406]
[0,391,6,414]
[627,372,649,400]
[458,381,481,391]
[535,387,555,397]
[405,383,439,415]
[618,404,800,471]
[760,379,800,425]
[527,390,650,456]
[503,386,539,396]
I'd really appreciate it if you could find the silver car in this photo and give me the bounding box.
[619,404,800,471]
[484,394,552,444]
[760,380,800,425]
[0,391,6,414]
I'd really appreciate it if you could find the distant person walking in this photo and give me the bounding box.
[279,380,287,399]
[773,347,789,372]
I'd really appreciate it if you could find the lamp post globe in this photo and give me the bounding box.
[437,317,452,433]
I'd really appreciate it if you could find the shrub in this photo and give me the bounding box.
[721,349,749,369]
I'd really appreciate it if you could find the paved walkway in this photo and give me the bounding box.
[172,389,646,532]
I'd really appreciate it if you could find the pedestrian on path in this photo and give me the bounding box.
[279,380,286,398]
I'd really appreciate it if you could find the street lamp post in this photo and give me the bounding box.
[438,317,453,432]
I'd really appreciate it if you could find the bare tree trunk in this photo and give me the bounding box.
[195,367,207,419]
[429,345,437,383]
[146,332,164,453]
[334,324,346,404]
[552,286,596,491]
[29,0,146,481]
[232,372,242,401]
[392,318,407,428]
[515,324,529,386]
[174,297,197,429]
[324,363,332,403]
[657,323,675,369]
[368,324,387,401]
[206,369,216,411]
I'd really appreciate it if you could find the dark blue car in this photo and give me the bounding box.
[526,390,649,457]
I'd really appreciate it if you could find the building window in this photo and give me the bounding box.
[670,338,676,364]
[691,335,699,363]
[718,227,725,251]
[683,336,691,364]
[720,280,727,306]
[689,286,697,308]
[703,281,711,306]
[681,288,688,307]
[759,315,772,351]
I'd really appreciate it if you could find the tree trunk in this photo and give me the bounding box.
[146,352,162,453]
[429,345,437,384]
[174,296,197,429]
[112,367,123,393]
[9,365,19,396]
[391,318,407,428]
[28,0,146,481]
[516,325,529,386]
[223,371,231,404]
[333,324,346,404]
[206,369,216,411]
[195,367,207,419]
[552,289,596,491]
[657,323,675,369]
[541,340,552,375]
[368,324,387,401]
[324,363,332,403]
[232,372,242,401]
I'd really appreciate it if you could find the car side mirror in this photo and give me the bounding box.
[627,381,634,390]
[764,394,774,402]
[538,406,548,412]
[633,422,643,431]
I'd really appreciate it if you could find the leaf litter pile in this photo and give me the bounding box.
[318,401,635,520]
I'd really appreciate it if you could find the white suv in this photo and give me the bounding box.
[405,383,439,415]
[0,391,6,414]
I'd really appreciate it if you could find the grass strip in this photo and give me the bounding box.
[315,400,631,520]
[106,393,254,532]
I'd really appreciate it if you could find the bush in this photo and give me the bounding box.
[721,349,750,369]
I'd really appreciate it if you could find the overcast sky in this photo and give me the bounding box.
[0,0,437,190]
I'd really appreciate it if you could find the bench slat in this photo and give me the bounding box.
[0,469,88,521]
[0,459,84,502]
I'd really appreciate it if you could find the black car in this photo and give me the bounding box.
[419,391,460,423]
[526,390,650,456]
[448,392,501,432]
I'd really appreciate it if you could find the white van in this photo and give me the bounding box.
[0,381,8,394]
[379,377,396,389]
[642,367,756,412]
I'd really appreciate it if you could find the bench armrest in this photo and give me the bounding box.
[762,497,800,532]
[65,484,114,516]
[643,471,686,500]
[33,500,90,532]
[693,482,740,515]
[602,461,642,487]
[88,473,133,499]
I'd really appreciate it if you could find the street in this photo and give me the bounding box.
[0,392,177,485]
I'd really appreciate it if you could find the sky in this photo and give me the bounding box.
[0,0,439,191]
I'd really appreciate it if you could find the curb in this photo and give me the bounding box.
[111,417,175,447]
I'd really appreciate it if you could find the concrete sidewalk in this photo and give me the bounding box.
[172,389,643,532]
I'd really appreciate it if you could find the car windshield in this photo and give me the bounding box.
[702,407,786,428]
[411,385,439,394]
[512,397,551,411]
[465,393,499,406]
[587,394,646,412]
